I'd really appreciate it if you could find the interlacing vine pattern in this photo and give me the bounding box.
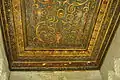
[24,0,98,49]
[1,0,120,70]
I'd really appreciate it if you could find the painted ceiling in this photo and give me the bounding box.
[0,0,120,70]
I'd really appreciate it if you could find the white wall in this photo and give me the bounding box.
[100,25,120,80]
[0,27,10,80]
[10,71,102,80]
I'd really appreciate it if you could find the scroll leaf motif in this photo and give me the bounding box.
[25,0,96,49]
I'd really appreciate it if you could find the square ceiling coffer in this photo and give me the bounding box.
[0,0,120,70]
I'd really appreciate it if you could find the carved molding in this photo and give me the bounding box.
[0,0,120,70]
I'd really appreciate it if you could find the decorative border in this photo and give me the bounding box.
[0,0,120,71]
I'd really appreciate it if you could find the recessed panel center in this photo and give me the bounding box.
[23,0,99,49]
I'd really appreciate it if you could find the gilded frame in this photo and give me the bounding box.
[0,0,120,71]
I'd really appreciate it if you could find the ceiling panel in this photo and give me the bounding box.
[0,0,120,70]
